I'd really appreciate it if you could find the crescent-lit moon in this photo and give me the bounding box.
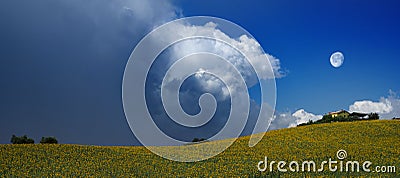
[330,51,344,68]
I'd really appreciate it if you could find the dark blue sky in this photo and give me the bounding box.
[0,0,399,145]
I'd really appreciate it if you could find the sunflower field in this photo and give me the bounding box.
[1,120,399,177]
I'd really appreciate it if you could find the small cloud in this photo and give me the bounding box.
[291,109,322,127]
[269,109,322,130]
[268,112,296,130]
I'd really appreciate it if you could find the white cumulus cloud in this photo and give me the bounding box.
[268,112,296,130]
[268,109,322,130]
[349,90,400,119]
[349,99,393,114]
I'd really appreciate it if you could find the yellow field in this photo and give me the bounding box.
[1,120,399,177]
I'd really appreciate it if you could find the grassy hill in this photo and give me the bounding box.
[1,120,399,177]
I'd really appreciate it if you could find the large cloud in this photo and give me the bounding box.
[162,22,284,83]
[142,18,283,143]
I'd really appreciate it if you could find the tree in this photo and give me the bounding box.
[368,113,379,120]
[11,135,18,144]
[40,136,58,144]
[318,114,334,123]
[11,135,34,144]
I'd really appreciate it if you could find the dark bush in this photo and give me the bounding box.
[40,136,58,144]
[297,119,314,126]
[192,138,206,142]
[11,135,34,144]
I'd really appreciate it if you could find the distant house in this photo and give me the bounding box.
[327,110,350,118]
[326,110,371,120]
[299,110,378,127]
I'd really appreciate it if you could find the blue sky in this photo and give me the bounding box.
[0,0,399,145]
[179,0,400,113]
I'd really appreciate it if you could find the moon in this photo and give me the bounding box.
[330,51,344,68]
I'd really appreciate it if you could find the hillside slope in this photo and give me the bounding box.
[1,120,399,177]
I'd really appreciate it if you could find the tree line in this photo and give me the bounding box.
[10,135,58,144]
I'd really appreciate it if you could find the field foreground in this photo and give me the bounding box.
[1,120,399,177]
